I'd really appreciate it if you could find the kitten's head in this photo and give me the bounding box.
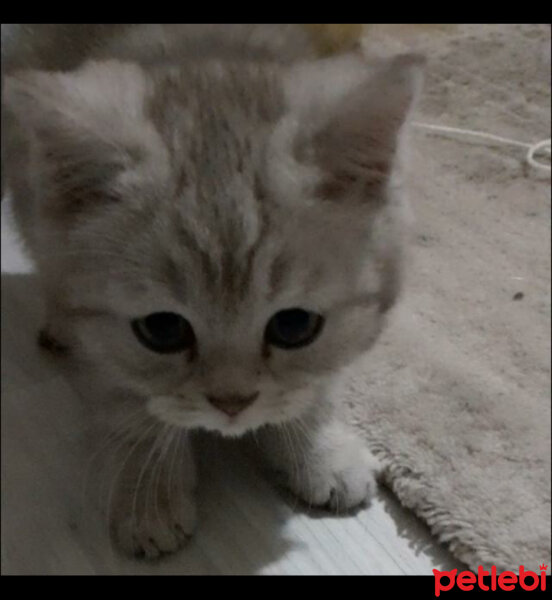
[4,53,423,436]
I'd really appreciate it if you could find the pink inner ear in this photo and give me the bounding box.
[308,104,400,202]
[301,54,423,201]
[4,62,153,220]
[313,127,392,199]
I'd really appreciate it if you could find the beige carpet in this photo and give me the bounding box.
[345,23,551,571]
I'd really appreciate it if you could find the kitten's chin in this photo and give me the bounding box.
[147,394,311,438]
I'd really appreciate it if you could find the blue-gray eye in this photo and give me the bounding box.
[132,312,195,354]
[265,309,324,349]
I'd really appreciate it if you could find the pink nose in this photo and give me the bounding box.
[206,392,259,416]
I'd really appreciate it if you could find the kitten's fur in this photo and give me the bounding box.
[2,24,423,558]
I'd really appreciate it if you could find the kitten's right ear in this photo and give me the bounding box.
[3,61,155,218]
[283,52,425,202]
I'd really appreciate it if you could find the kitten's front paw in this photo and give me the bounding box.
[288,438,380,513]
[110,486,197,559]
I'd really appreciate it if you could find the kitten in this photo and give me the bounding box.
[2,24,423,558]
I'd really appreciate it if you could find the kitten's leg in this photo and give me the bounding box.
[107,426,197,558]
[256,412,380,512]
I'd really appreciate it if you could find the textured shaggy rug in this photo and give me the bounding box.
[345,23,551,571]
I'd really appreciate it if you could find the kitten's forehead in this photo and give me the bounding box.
[155,199,375,325]
[93,60,390,319]
[146,60,285,190]
[143,61,287,306]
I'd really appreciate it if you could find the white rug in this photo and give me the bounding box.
[346,23,551,571]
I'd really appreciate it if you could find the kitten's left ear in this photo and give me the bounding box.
[3,60,160,217]
[284,52,425,200]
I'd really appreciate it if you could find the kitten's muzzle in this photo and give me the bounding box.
[206,392,259,417]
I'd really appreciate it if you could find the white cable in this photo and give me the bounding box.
[526,138,552,171]
[412,121,551,173]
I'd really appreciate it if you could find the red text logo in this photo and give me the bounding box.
[433,564,548,596]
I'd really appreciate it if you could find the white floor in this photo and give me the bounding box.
[1,197,462,575]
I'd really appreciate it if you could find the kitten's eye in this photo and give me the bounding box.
[131,312,195,354]
[265,309,324,349]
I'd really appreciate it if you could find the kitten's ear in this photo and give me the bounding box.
[284,52,425,200]
[3,61,154,217]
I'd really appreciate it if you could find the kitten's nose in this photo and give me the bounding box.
[206,392,259,416]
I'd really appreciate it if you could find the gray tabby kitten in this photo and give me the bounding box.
[2,24,423,558]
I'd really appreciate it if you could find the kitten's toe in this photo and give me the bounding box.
[111,491,197,559]
[323,447,379,512]
[291,443,381,513]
